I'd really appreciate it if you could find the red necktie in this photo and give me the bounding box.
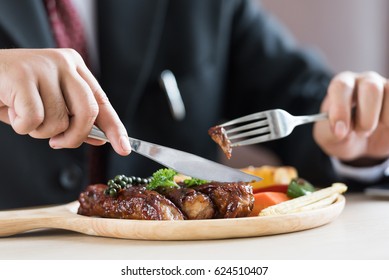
[43,0,106,185]
[43,0,89,63]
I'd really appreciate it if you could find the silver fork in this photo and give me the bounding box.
[219,109,328,147]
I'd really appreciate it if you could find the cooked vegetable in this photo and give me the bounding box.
[147,168,179,190]
[250,192,290,216]
[252,184,288,194]
[241,165,298,191]
[287,178,316,198]
[259,183,348,216]
[290,193,339,213]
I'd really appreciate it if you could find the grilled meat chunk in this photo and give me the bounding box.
[78,184,184,220]
[208,126,232,159]
[194,182,254,218]
[156,186,215,220]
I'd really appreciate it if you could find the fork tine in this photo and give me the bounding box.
[225,119,268,134]
[214,109,328,152]
[231,134,274,147]
[228,126,271,140]
[220,111,268,127]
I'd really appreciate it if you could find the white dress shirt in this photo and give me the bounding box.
[71,0,99,74]
[331,157,389,183]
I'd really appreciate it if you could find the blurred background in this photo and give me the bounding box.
[261,0,389,76]
[221,0,389,168]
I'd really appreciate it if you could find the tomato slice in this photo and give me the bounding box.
[249,191,290,216]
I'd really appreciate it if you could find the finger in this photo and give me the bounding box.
[28,78,70,139]
[84,138,107,146]
[0,103,10,124]
[49,70,99,149]
[326,72,356,139]
[8,82,44,135]
[354,72,384,135]
[381,80,389,127]
[77,66,131,155]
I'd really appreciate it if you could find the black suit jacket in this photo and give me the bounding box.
[0,0,342,209]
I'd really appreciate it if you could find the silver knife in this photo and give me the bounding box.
[88,126,261,182]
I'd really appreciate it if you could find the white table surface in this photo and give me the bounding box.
[0,193,388,260]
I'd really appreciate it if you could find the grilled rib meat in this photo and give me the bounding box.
[78,181,254,220]
[156,186,215,220]
[194,182,254,218]
[78,184,185,220]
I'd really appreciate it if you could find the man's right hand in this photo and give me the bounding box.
[0,48,131,155]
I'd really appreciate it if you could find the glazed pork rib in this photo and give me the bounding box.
[193,182,254,218]
[78,184,185,220]
[156,185,215,220]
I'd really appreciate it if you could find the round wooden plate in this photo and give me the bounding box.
[0,195,345,240]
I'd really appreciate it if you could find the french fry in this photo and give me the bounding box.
[259,183,347,216]
[289,193,339,213]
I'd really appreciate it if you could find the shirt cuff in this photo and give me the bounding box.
[330,157,389,183]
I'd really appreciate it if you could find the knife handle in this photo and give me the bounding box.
[88,126,141,152]
[88,125,110,142]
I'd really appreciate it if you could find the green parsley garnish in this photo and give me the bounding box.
[183,178,209,187]
[147,168,179,190]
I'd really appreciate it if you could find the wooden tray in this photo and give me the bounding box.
[0,195,345,240]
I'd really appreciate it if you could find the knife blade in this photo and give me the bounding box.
[89,126,261,182]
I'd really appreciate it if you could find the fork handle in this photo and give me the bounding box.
[294,112,328,126]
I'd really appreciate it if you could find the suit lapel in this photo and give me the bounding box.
[97,0,169,119]
[0,0,54,48]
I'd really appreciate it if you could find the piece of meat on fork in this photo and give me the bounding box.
[78,184,185,220]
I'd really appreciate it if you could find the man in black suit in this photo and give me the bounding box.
[0,0,388,209]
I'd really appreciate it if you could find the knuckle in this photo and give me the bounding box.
[95,89,110,105]
[63,48,83,63]
[329,75,354,96]
[29,111,69,139]
[28,110,45,128]
[48,49,71,68]
[13,125,29,135]
[47,48,80,69]
[361,71,381,80]
[76,102,99,132]
[15,113,44,135]
[86,101,99,121]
